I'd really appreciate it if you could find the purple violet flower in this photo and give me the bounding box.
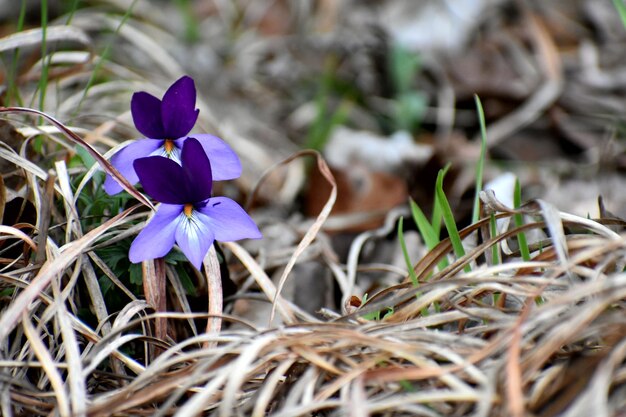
[129,138,261,270]
[104,76,242,195]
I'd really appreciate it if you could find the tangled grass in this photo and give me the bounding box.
[2,1,626,416]
[0,131,624,415]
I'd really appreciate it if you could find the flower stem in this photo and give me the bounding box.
[204,245,222,348]
[143,257,168,357]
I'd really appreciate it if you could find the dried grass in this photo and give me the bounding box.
[1,1,626,416]
[1,127,625,415]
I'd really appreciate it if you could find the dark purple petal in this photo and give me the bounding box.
[104,139,164,195]
[134,156,192,204]
[131,92,165,138]
[197,197,262,242]
[175,212,215,270]
[180,138,213,202]
[129,204,183,263]
[161,76,199,138]
[187,134,242,181]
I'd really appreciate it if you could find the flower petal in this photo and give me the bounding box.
[149,142,182,164]
[175,211,215,270]
[131,92,165,139]
[180,138,213,202]
[197,197,262,242]
[134,155,191,204]
[129,204,183,263]
[104,139,163,195]
[161,76,199,139]
[188,134,242,181]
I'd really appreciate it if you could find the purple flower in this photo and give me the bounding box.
[104,76,241,195]
[129,138,261,270]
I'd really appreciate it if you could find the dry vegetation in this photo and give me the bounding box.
[1,0,626,416]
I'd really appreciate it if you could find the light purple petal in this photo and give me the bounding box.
[181,138,212,202]
[104,139,163,195]
[129,204,183,263]
[161,76,199,139]
[134,155,191,204]
[175,211,215,270]
[197,197,262,242]
[188,134,242,181]
[131,92,165,139]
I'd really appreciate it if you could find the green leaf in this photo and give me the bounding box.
[399,380,414,392]
[97,245,129,271]
[75,144,97,169]
[98,275,114,296]
[0,287,15,297]
[390,43,420,94]
[394,92,427,132]
[175,265,197,296]
[129,263,143,286]
[165,249,189,264]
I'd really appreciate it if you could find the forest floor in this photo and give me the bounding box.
[1,1,626,416]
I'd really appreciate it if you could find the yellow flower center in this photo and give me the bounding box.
[164,139,175,154]
[183,204,194,218]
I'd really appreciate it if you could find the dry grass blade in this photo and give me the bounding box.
[561,337,626,417]
[266,150,337,323]
[0,26,91,53]
[0,205,139,342]
[251,358,296,417]
[506,294,531,417]
[223,241,297,324]
[0,225,37,251]
[0,107,152,208]
[21,310,71,417]
[50,277,87,417]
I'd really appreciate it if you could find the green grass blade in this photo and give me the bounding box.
[473,94,488,224]
[430,163,450,237]
[304,58,351,152]
[410,198,449,272]
[6,0,28,106]
[409,198,438,249]
[174,0,201,42]
[76,0,138,115]
[37,0,49,112]
[398,216,419,286]
[490,213,500,264]
[389,43,420,95]
[65,0,81,24]
[514,178,531,261]
[435,168,470,272]
[613,0,626,29]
